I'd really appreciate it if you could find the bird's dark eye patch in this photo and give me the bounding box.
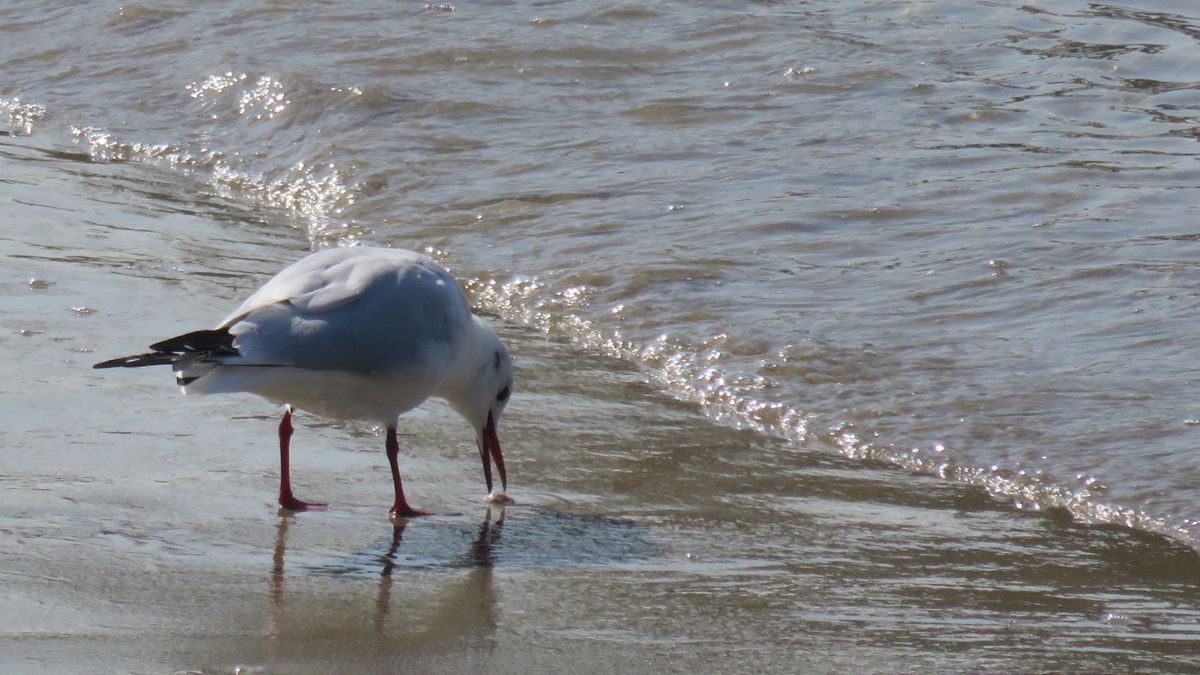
[496,385,510,403]
[493,350,502,370]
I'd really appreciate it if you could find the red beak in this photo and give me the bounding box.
[477,411,507,494]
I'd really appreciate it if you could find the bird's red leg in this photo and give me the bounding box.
[277,406,326,511]
[387,425,433,518]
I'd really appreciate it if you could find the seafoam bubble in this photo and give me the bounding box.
[186,71,248,102]
[1,97,47,136]
[784,66,816,78]
[71,126,187,167]
[1102,610,1129,626]
[210,160,355,242]
[237,76,288,121]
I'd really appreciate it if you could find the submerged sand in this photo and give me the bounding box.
[5,136,1200,674]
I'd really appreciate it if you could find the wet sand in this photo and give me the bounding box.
[5,136,1200,673]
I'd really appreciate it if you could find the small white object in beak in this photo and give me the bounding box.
[485,490,515,505]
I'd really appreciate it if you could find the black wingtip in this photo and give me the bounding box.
[149,328,235,355]
[93,353,177,369]
[95,328,237,370]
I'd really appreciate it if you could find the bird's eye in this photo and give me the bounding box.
[496,385,511,403]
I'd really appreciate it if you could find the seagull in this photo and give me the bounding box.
[93,246,513,518]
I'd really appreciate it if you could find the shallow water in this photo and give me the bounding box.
[5,1,1200,672]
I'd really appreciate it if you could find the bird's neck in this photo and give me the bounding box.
[434,315,496,426]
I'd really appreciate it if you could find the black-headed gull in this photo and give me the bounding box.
[94,246,513,517]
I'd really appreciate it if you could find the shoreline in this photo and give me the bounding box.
[5,135,1200,673]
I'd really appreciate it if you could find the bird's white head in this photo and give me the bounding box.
[439,315,513,494]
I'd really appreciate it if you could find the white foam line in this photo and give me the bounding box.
[464,272,1197,549]
[70,125,354,244]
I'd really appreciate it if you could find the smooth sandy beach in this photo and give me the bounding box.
[6,135,1200,673]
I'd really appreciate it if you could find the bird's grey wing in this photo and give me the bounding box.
[228,255,472,374]
[220,247,353,326]
[220,247,435,327]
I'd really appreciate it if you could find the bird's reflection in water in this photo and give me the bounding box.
[261,506,655,666]
[267,508,505,660]
[465,506,505,568]
[267,513,290,641]
[374,508,504,638]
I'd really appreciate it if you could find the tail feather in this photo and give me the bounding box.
[93,328,238,371]
[93,352,180,369]
[149,328,237,355]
